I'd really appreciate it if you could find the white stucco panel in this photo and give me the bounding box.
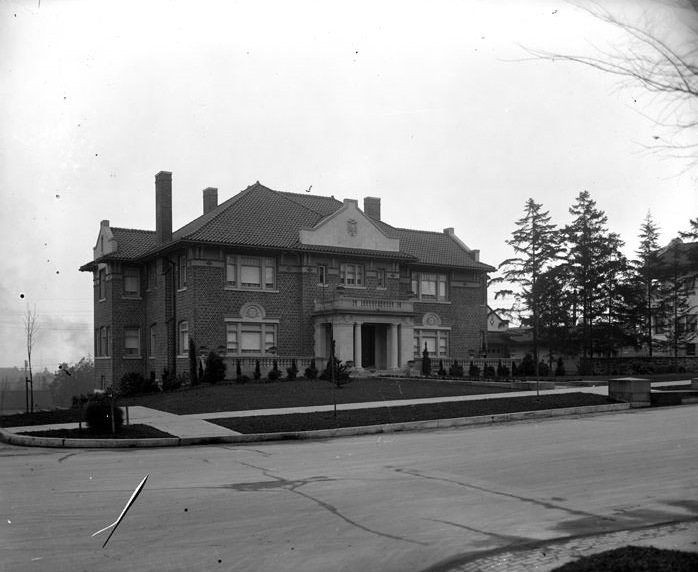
[299,199,400,252]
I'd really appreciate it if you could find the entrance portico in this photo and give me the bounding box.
[313,297,414,371]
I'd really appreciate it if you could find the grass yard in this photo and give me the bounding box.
[18,424,176,439]
[211,392,617,433]
[552,545,698,571]
[118,377,518,414]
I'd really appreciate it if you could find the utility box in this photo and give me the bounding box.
[609,378,651,408]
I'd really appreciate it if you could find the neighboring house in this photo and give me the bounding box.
[652,239,698,357]
[80,172,494,387]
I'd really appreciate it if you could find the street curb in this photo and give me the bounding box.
[0,402,630,448]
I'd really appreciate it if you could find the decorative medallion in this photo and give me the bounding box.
[347,219,358,237]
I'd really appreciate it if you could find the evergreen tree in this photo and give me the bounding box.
[633,212,662,356]
[563,191,625,364]
[494,198,564,376]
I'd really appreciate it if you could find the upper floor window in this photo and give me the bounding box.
[226,255,276,290]
[123,267,141,297]
[340,263,364,287]
[318,265,327,285]
[178,255,187,290]
[376,269,386,288]
[411,272,448,301]
[124,327,141,357]
[98,268,107,300]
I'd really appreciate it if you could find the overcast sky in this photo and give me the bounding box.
[1,0,696,371]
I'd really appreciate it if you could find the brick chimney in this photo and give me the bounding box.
[203,187,218,214]
[364,196,381,221]
[155,171,172,244]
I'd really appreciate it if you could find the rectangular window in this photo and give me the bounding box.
[411,272,448,301]
[225,255,276,290]
[686,343,696,356]
[178,255,187,289]
[414,329,449,357]
[124,267,140,297]
[225,322,277,356]
[100,327,108,357]
[377,269,386,288]
[340,263,364,286]
[98,268,107,300]
[318,265,327,285]
[149,325,156,358]
[124,327,140,356]
[178,321,188,356]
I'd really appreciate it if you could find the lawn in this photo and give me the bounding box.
[18,424,175,439]
[118,377,518,414]
[210,392,618,433]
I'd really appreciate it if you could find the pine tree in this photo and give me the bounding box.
[563,191,625,365]
[494,198,564,377]
[633,212,662,356]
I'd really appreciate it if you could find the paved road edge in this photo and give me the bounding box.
[0,402,630,448]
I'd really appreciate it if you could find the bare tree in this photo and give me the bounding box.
[525,1,698,164]
[24,306,39,413]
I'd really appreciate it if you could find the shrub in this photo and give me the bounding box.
[468,361,480,378]
[555,357,566,376]
[72,394,89,409]
[267,360,282,381]
[320,356,351,387]
[496,361,509,378]
[538,361,550,376]
[119,372,157,396]
[437,360,446,377]
[519,354,536,376]
[202,351,226,384]
[84,397,124,433]
[304,359,318,380]
[449,360,464,377]
[236,360,242,383]
[287,359,299,381]
[484,365,496,378]
[253,360,261,381]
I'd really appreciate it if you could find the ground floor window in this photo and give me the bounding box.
[414,328,449,357]
[124,327,141,357]
[178,321,189,356]
[96,326,111,357]
[226,322,277,355]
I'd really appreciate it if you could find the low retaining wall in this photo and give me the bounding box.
[608,378,651,408]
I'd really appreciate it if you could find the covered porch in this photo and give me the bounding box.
[313,297,415,372]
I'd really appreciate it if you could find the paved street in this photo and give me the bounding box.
[1,405,697,572]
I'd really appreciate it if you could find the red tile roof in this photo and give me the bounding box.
[82,182,494,271]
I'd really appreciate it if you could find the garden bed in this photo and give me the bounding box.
[210,392,618,434]
[17,424,175,439]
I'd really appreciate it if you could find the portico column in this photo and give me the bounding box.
[354,322,363,368]
[389,323,399,369]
